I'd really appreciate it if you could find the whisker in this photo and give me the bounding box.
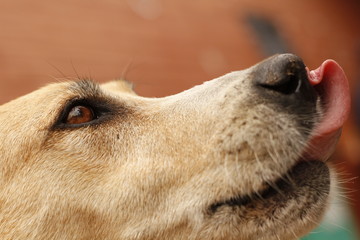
[47,61,67,78]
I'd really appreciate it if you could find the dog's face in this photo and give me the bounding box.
[0,54,349,239]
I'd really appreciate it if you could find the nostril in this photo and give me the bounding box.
[253,54,308,96]
[252,53,317,104]
[259,73,302,95]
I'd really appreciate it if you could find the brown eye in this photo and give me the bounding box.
[66,105,96,125]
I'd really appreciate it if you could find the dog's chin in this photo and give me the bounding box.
[209,160,330,215]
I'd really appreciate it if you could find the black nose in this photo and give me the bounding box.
[252,53,317,103]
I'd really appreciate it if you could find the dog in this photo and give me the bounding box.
[0,54,350,239]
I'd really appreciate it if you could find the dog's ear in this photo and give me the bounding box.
[101,79,137,95]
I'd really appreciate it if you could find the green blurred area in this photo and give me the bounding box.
[302,202,359,240]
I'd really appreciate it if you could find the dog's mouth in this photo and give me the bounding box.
[209,59,350,213]
[209,160,330,213]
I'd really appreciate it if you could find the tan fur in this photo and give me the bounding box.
[0,60,331,239]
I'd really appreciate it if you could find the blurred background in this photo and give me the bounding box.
[0,0,359,239]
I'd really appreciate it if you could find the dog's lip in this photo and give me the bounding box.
[209,161,330,213]
[305,60,351,161]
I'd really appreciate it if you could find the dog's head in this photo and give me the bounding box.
[0,54,350,239]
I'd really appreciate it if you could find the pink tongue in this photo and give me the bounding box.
[305,60,350,161]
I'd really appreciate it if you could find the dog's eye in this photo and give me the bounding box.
[55,98,116,129]
[65,105,96,125]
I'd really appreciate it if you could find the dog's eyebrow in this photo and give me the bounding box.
[69,79,104,98]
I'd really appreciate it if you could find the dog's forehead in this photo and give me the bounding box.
[100,80,135,95]
[0,81,100,122]
[1,79,134,107]
[68,80,104,98]
[69,79,135,96]
[0,79,138,126]
[0,81,93,109]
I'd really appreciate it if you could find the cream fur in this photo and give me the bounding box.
[0,60,331,240]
